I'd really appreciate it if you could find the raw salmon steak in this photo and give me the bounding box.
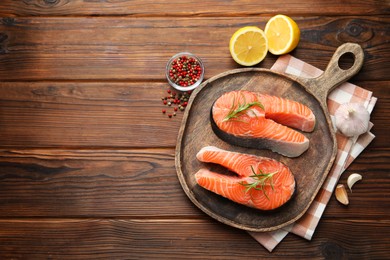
[195,146,296,211]
[211,90,315,157]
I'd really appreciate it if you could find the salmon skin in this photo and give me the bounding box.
[195,146,296,211]
[211,90,315,157]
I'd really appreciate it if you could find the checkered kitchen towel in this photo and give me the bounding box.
[249,55,377,252]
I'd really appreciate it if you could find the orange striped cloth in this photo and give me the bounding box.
[249,55,377,252]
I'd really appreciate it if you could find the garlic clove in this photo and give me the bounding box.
[335,184,349,205]
[347,173,362,192]
[335,103,370,137]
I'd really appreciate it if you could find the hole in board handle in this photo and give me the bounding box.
[338,52,355,70]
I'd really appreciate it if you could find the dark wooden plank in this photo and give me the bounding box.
[0,218,388,259]
[0,82,183,148]
[0,81,387,148]
[0,148,388,218]
[0,0,388,16]
[0,148,198,217]
[0,16,388,81]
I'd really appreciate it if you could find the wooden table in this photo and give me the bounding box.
[0,1,389,259]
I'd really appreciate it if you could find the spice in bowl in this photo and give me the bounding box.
[166,52,204,91]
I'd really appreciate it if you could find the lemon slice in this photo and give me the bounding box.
[264,14,300,55]
[229,26,268,66]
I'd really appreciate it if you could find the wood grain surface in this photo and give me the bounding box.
[0,0,388,16]
[0,219,389,259]
[0,17,389,81]
[0,1,389,258]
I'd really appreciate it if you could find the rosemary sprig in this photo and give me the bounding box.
[222,93,264,122]
[240,165,278,200]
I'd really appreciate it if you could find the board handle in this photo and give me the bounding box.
[298,43,364,105]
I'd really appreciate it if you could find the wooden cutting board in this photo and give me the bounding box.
[175,43,364,232]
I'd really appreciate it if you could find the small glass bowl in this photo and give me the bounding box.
[165,52,205,92]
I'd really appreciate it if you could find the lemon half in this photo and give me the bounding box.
[264,14,300,55]
[229,26,268,66]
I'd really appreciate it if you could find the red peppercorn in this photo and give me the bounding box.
[162,109,166,114]
[163,100,167,105]
[174,107,178,111]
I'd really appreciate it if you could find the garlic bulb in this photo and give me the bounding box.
[335,103,370,137]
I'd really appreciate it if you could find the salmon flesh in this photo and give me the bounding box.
[211,90,315,157]
[195,146,296,211]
